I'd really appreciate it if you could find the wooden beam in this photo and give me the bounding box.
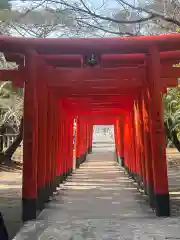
[0,69,25,88]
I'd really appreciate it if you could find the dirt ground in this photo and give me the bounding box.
[0,148,23,240]
[2,147,180,239]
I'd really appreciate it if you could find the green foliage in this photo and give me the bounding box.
[164,88,180,132]
[164,87,180,148]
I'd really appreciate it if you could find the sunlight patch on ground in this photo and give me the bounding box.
[64,186,98,190]
[169,191,180,195]
[0,184,21,189]
[65,182,130,186]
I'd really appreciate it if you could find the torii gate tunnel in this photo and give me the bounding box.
[1,34,180,222]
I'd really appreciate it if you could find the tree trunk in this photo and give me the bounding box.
[0,212,8,240]
[3,118,23,161]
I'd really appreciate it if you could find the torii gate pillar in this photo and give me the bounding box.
[22,51,38,221]
[148,46,170,216]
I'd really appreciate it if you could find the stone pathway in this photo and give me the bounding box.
[14,151,180,240]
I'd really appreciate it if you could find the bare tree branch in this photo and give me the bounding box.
[117,0,180,27]
[50,0,155,24]
[2,0,180,39]
[77,19,137,36]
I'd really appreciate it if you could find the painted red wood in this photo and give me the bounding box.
[2,33,178,219]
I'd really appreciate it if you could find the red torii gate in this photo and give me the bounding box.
[0,34,180,222]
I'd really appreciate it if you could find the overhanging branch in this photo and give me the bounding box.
[49,0,155,24]
[77,19,138,36]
